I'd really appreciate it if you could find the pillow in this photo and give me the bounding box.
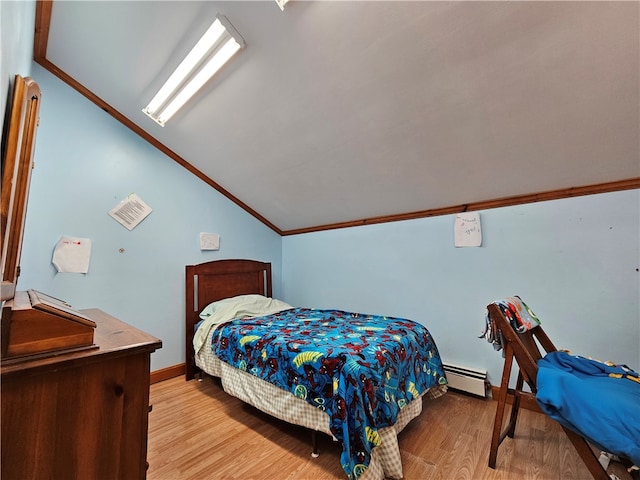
[193,294,293,354]
[198,294,291,321]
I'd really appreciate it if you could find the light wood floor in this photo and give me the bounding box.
[147,376,630,480]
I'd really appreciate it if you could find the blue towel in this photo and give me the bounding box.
[536,351,640,466]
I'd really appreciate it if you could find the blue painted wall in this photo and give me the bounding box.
[282,191,640,384]
[17,64,283,370]
[1,0,35,130]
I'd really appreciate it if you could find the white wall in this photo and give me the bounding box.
[17,64,283,371]
[282,190,640,385]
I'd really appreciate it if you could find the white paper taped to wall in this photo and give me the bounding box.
[52,236,92,273]
[454,212,482,247]
[200,233,220,250]
[108,193,152,231]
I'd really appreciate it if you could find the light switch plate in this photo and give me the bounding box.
[200,232,220,250]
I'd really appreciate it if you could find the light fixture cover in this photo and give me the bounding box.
[276,0,290,11]
[143,14,245,126]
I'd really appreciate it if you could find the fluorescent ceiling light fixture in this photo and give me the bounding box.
[143,14,245,126]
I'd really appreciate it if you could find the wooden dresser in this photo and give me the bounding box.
[1,309,162,480]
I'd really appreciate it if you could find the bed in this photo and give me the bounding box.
[185,259,448,480]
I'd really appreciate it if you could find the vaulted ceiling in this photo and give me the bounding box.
[34,1,639,234]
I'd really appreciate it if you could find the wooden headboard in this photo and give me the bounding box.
[185,259,272,380]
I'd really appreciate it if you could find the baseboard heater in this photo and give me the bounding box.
[443,363,489,398]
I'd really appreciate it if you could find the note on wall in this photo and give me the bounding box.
[52,236,92,273]
[454,212,482,247]
[200,232,220,251]
[108,193,152,231]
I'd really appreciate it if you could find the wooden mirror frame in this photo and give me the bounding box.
[1,75,42,302]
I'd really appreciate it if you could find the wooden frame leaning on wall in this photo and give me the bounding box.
[1,75,42,302]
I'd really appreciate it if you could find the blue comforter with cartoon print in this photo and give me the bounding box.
[211,307,447,479]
